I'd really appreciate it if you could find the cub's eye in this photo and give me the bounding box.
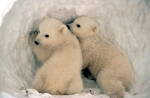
[45,34,49,38]
[76,24,81,28]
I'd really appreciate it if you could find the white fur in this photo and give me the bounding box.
[30,18,83,94]
[0,0,149,97]
[69,16,135,98]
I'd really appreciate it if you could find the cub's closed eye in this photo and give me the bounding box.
[45,34,49,38]
[76,24,81,28]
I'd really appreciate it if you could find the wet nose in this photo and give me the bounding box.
[34,40,39,45]
[66,24,70,30]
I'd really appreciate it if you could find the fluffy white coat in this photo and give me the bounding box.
[29,18,83,94]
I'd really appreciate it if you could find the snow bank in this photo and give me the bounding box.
[0,0,150,98]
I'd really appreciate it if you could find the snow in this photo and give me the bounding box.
[0,0,16,25]
[0,0,150,98]
[0,89,109,98]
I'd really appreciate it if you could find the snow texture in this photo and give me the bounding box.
[0,0,150,98]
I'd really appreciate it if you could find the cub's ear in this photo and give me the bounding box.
[59,25,68,34]
[92,25,99,33]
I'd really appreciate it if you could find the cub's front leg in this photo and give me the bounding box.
[97,69,125,98]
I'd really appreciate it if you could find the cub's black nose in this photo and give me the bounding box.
[67,24,70,30]
[34,41,39,45]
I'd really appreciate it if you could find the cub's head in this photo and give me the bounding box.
[69,16,99,39]
[34,17,69,47]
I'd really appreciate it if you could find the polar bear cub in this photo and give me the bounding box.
[30,17,83,94]
[69,16,135,98]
